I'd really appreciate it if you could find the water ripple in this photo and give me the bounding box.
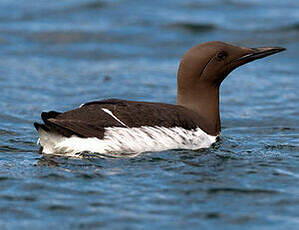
[170,22,217,33]
[207,187,280,194]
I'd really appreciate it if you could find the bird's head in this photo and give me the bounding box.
[177,41,285,90]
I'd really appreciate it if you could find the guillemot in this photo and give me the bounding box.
[34,41,285,157]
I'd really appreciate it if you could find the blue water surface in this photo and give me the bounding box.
[0,0,298,229]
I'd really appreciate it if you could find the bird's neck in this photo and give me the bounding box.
[177,86,221,136]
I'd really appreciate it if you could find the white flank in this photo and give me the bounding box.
[37,126,218,157]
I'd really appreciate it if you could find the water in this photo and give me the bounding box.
[0,0,298,229]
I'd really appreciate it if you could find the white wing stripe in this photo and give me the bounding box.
[101,108,128,127]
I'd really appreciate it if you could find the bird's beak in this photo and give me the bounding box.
[231,46,286,68]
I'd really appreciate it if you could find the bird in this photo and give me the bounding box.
[34,41,285,157]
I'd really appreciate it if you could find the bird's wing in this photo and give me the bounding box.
[34,99,200,139]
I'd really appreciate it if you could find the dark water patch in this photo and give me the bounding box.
[89,201,114,208]
[38,173,68,180]
[36,155,105,169]
[180,160,205,168]
[272,127,297,132]
[187,211,223,219]
[0,195,36,202]
[72,0,107,10]
[103,75,112,82]
[36,156,60,167]
[228,215,257,225]
[215,152,239,160]
[264,144,298,151]
[205,212,222,219]
[170,22,216,34]
[8,138,36,147]
[274,198,299,205]
[22,182,47,191]
[257,162,273,167]
[0,176,15,181]
[147,156,167,163]
[45,204,74,211]
[75,172,105,180]
[76,152,108,159]
[0,144,35,153]
[184,0,255,9]
[80,190,104,196]
[77,221,106,229]
[0,145,20,153]
[147,209,179,216]
[207,187,280,194]
[244,169,258,174]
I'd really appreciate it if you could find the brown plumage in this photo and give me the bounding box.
[34,41,285,148]
[34,99,207,138]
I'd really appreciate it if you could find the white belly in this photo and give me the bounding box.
[37,126,217,158]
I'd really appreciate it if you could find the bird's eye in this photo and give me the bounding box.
[216,51,228,61]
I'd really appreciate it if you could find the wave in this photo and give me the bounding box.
[71,0,107,10]
[170,22,217,33]
[207,187,280,194]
